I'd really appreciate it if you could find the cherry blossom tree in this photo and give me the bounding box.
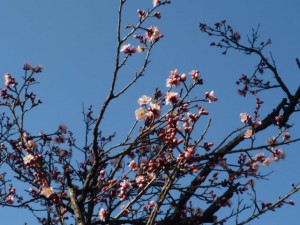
[0,1,300,225]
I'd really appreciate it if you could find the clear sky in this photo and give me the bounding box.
[0,1,300,224]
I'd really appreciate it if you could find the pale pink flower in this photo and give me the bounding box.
[138,95,152,106]
[149,102,161,118]
[6,195,14,204]
[253,152,265,162]
[189,70,200,82]
[283,132,290,142]
[27,140,37,149]
[40,186,54,198]
[181,74,187,81]
[136,175,145,188]
[184,151,193,159]
[120,44,130,52]
[148,201,155,208]
[135,108,147,121]
[120,180,132,190]
[165,92,179,105]
[166,69,181,87]
[23,154,34,164]
[137,45,145,52]
[146,26,161,43]
[262,158,272,167]
[251,162,259,170]
[153,0,160,6]
[4,73,11,86]
[98,208,107,222]
[244,129,253,139]
[273,149,286,161]
[170,69,180,77]
[240,113,248,123]
[120,44,136,54]
[205,91,217,103]
[128,160,138,171]
[267,137,279,149]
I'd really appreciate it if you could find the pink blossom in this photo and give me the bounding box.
[189,70,200,82]
[251,162,259,170]
[283,132,290,142]
[120,180,132,190]
[6,195,14,205]
[137,45,145,52]
[253,153,265,162]
[98,208,107,222]
[262,158,272,167]
[136,175,145,188]
[138,95,152,106]
[146,26,161,43]
[135,108,147,121]
[272,149,286,161]
[27,140,37,149]
[40,186,54,198]
[128,160,138,171]
[23,154,34,164]
[149,102,161,119]
[148,201,155,208]
[166,69,181,87]
[153,0,160,6]
[267,137,279,149]
[165,92,179,105]
[240,113,248,123]
[205,91,217,103]
[180,74,187,81]
[120,44,136,54]
[4,73,11,86]
[244,129,252,139]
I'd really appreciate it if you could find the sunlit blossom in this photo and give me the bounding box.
[146,26,161,43]
[135,108,147,121]
[120,44,136,54]
[148,201,155,208]
[149,102,161,118]
[6,195,14,205]
[128,160,138,171]
[40,186,54,198]
[137,45,145,52]
[138,95,152,106]
[27,140,37,149]
[120,180,132,189]
[244,129,252,139]
[23,154,34,164]
[251,162,259,170]
[4,73,11,86]
[240,113,248,123]
[283,132,290,142]
[165,92,179,105]
[189,70,199,82]
[262,158,272,167]
[272,149,286,161]
[98,208,107,222]
[153,0,160,7]
[205,91,217,103]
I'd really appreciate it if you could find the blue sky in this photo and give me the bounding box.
[1,1,300,224]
